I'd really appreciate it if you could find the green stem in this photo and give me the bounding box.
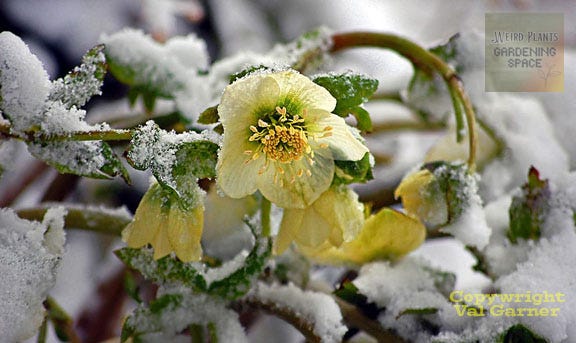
[0,121,133,142]
[331,32,477,172]
[260,197,272,237]
[37,316,48,343]
[44,296,81,343]
[371,120,446,133]
[17,205,131,236]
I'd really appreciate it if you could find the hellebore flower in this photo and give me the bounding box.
[122,182,204,262]
[216,70,368,209]
[298,208,426,265]
[394,168,449,227]
[274,186,364,254]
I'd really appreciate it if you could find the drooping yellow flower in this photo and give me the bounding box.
[274,186,364,254]
[298,208,426,265]
[216,70,368,209]
[394,169,448,227]
[122,182,204,262]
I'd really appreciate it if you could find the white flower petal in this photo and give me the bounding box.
[271,71,336,113]
[313,112,368,161]
[217,136,264,199]
[219,73,280,124]
[258,149,334,209]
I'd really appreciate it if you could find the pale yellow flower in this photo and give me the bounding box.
[394,169,448,226]
[274,186,364,254]
[299,208,426,265]
[216,70,368,209]
[122,183,204,262]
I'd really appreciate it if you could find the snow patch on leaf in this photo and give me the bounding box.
[0,31,51,134]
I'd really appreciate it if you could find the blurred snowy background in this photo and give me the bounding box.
[1,0,575,342]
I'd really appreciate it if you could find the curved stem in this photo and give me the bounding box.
[331,32,477,172]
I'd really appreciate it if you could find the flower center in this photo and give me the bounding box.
[244,106,333,182]
[247,106,311,163]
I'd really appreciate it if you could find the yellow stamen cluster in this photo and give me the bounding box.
[246,106,330,161]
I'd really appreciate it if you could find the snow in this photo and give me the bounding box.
[202,250,250,285]
[250,282,347,343]
[0,31,51,134]
[131,286,248,343]
[353,258,469,342]
[495,228,576,342]
[101,28,212,121]
[0,207,66,342]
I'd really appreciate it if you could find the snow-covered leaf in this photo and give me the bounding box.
[122,289,247,343]
[126,121,220,205]
[28,140,129,181]
[49,44,106,109]
[312,73,378,121]
[117,218,271,300]
[0,31,51,134]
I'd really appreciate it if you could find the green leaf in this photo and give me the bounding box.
[332,152,373,186]
[396,307,438,319]
[312,73,378,116]
[116,217,271,301]
[49,44,107,108]
[28,141,129,181]
[173,140,219,180]
[208,232,271,300]
[115,247,208,292]
[507,166,550,244]
[198,106,219,125]
[423,266,456,298]
[349,106,372,132]
[149,294,183,314]
[229,65,269,84]
[123,271,142,303]
[126,121,217,206]
[498,324,547,343]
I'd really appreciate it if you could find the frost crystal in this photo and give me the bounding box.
[0,31,51,134]
[0,207,66,342]
[250,282,347,343]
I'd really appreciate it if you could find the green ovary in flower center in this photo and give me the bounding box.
[245,106,333,167]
